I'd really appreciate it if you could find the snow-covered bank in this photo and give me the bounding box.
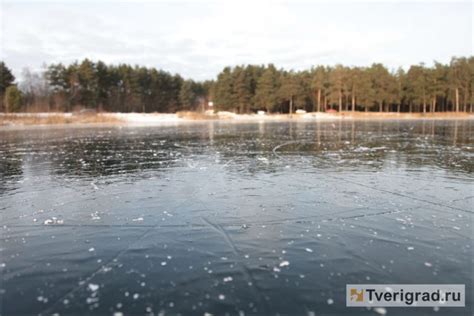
[108,111,474,124]
[1,111,473,128]
[112,113,184,124]
[112,111,342,124]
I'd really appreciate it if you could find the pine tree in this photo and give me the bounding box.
[78,59,99,108]
[311,66,326,112]
[255,64,280,112]
[0,62,15,94]
[328,65,345,112]
[233,66,253,113]
[4,85,22,112]
[0,62,15,112]
[369,63,392,112]
[179,80,197,111]
[214,67,235,111]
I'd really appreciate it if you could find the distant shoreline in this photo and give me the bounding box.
[1,111,473,128]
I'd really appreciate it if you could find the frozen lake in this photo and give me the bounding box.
[0,120,473,315]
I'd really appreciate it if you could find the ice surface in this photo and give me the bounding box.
[0,120,472,315]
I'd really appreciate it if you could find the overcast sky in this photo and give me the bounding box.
[0,0,472,81]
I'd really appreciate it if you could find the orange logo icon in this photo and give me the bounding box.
[350,289,364,302]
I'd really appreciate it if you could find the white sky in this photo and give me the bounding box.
[0,0,472,81]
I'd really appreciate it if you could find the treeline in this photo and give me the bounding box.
[0,60,211,113]
[212,57,474,113]
[1,57,473,113]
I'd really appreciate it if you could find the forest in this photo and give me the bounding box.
[1,56,473,114]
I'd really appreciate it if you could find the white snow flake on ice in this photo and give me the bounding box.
[90,211,101,220]
[279,261,290,267]
[43,217,64,225]
[88,283,99,292]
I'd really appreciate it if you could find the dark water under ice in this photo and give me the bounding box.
[0,120,473,316]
